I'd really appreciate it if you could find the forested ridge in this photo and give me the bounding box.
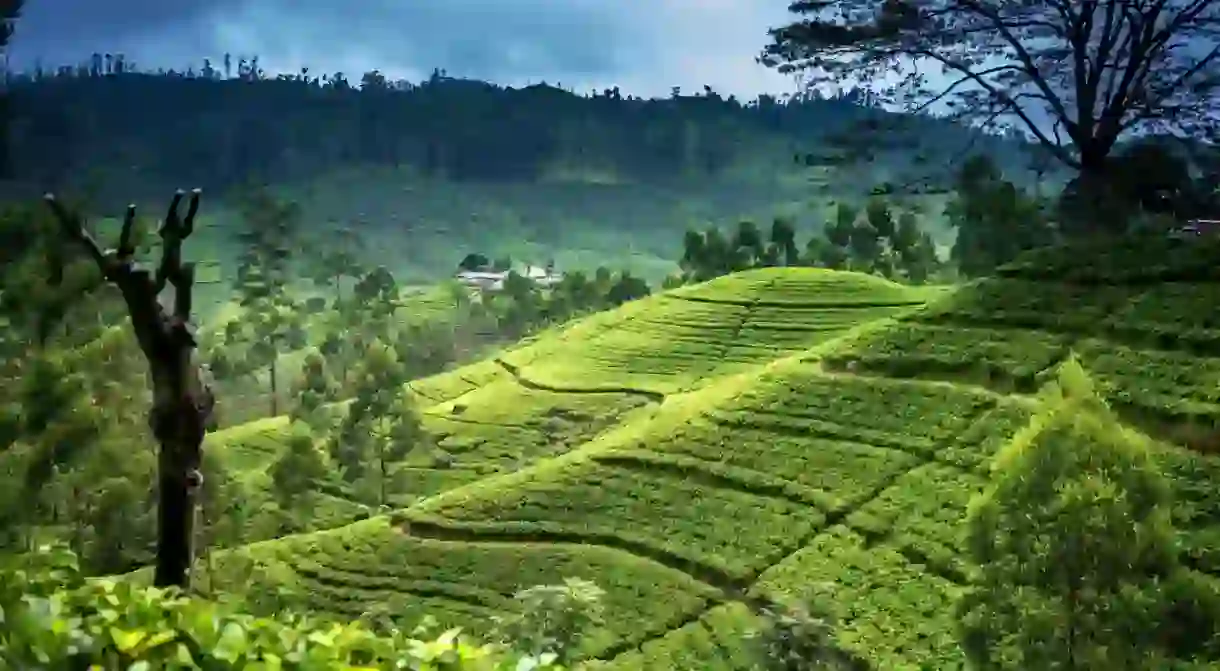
[11,61,1042,201]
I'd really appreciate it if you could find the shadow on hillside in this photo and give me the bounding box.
[823,358,1220,455]
[821,357,1055,396]
[1112,404,1220,456]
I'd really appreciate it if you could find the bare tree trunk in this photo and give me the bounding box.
[46,189,216,590]
[154,447,196,586]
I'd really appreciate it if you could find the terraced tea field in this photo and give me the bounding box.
[496,268,935,394]
[211,238,1220,670]
[209,267,933,507]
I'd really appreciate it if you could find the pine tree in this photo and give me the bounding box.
[303,221,364,307]
[228,189,306,417]
[329,340,425,506]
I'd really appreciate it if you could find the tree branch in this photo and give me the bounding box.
[913,48,1078,167]
[954,0,1078,140]
[42,194,108,271]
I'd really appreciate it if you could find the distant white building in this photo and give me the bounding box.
[521,263,563,288]
[454,269,508,291]
[1171,218,1220,239]
[454,261,562,292]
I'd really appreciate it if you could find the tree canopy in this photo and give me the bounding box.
[761,0,1220,180]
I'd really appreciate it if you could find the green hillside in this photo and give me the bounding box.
[193,268,932,657]
[206,268,936,512]
[195,237,1220,668]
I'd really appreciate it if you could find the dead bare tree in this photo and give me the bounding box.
[43,189,217,589]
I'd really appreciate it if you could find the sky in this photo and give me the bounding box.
[10,0,800,99]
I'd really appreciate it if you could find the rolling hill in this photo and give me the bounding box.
[206,268,938,518]
[203,242,1220,669]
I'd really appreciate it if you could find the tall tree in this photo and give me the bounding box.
[229,189,306,417]
[303,221,365,307]
[958,359,1183,668]
[769,217,801,267]
[43,190,217,589]
[329,340,424,506]
[0,0,23,177]
[762,0,1220,232]
[947,155,1054,277]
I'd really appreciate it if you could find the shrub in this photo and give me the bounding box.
[0,544,562,669]
[748,592,863,671]
[492,577,605,665]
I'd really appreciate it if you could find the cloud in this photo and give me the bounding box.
[10,0,797,98]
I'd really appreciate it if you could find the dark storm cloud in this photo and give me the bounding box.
[12,0,227,56]
[11,0,795,97]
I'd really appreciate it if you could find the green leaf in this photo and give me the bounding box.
[213,621,249,662]
[110,627,147,654]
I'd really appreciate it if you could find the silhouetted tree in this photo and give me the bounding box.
[43,190,216,589]
[762,0,1220,234]
[947,155,1054,277]
[769,217,801,266]
[0,0,24,177]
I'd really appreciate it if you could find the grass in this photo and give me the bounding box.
[200,236,1220,669]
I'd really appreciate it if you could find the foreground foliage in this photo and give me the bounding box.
[0,544,565,670]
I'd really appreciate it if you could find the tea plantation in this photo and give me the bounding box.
[207,268,935,506]
[204,241,1220,669]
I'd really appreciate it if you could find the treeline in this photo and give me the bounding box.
[10,57,1039,199]
[674,200,944,286]
[671,156,1019,286]
[676,134,1220,287]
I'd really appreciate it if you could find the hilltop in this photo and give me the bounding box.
[193,238,1220,668]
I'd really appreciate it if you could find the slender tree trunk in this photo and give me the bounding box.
[335,279,349,386]
[70,483,83,558]
[378,447,386,508]
[269,352,278,417]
